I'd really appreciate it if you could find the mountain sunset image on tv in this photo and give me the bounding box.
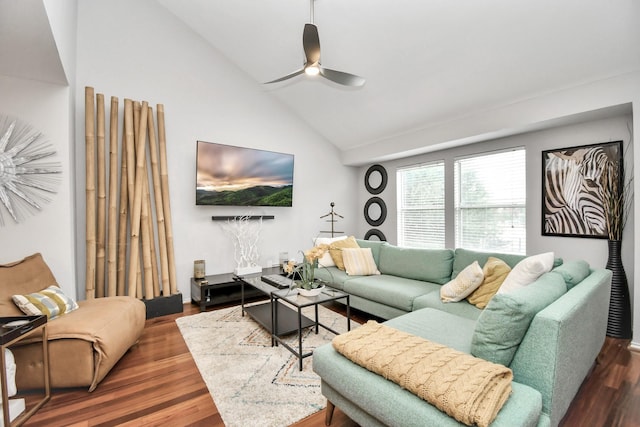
[196,141,294,207]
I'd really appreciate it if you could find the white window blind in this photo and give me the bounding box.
[397,161,445,248]
[454,148,526,254]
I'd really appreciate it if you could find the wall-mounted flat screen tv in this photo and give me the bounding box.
[196,140,294,207]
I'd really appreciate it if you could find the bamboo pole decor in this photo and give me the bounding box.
[123,100,141,297]
[96,93,106,298]
[137,106,155,300]
[85,87,97,300]
[107,96,119,297]
[116,118,128,296]
[131,103,143,298]
[127,102,148,297]
[139,105,159,298]
[83,87,178,302]
[147,107,169,297]
[157,104,178,295]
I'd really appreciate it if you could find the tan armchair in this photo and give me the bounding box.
[0,253,145,391]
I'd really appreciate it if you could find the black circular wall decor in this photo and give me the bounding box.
[364,196,387,226]
[364,229,387,241]
[364,164,388,195]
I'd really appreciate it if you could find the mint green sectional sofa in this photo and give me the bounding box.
[313,241,612,427]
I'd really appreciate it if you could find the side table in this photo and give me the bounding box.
[271,288,351,371]
[0,316,50,427]
[191,272,265,311]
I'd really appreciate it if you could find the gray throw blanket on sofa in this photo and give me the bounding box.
[332,321,513,427]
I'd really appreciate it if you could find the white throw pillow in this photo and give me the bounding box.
[440,261,484,303]
[497,252,555,294]
[342,248,381,276]
[314,236,348,268]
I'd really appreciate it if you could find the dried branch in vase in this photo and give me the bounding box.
[602,136,634,241]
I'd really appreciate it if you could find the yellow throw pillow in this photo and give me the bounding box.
[440,261,484,303]
[329,236,359,271]
[342,248,381,276]
[467,257,511,309]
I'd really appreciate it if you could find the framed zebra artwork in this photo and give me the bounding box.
[542,140,623,238]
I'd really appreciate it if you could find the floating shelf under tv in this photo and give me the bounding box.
[211,215,275,221]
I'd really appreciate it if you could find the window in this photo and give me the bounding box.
[454,148,526,254]
[397,161,445,248]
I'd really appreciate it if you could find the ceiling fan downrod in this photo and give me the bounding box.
[310,0,315,24]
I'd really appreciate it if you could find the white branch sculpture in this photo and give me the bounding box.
[222,215,263,274]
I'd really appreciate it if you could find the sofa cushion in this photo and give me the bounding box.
[12,285,79,319]
[329,236,360,270]
[452,249,525,279]
[0,253,58,316]
[467,257,512,309]
[314,266,351,290]
[471,271,567,366]
[355,239,387,266]
[378,245,454,285]
[498,252,555,294]
[342,248,380,276]
[440,261,483,302]
[15,296,146,391]
[343,275,440,312]
[13,337,95,390]
[413,291,482,321]
[385,307,478,351]
[552,260,590,290]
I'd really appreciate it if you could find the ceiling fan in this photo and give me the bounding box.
[264,0,365,87]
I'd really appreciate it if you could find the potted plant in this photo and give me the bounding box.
[284,244,330,296]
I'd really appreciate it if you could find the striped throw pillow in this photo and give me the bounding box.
[12,285,79,320]
[342,248,381,276]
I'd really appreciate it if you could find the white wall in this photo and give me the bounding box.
[74,0,358,299]
[0,75,76,298]
[43,0,78,86]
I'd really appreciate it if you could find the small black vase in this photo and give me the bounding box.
[605,240,632,339]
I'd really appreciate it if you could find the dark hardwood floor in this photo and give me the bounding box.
[22,302,639,427]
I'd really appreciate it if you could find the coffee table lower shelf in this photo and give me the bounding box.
[244,302,315,336]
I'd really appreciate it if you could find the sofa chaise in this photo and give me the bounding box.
[313,240,612,427]
[0,253,146,391]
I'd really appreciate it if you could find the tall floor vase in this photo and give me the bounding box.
[605,239,632,339]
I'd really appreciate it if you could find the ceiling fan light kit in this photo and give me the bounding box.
[264,0,365,87]
[304,64,320,76]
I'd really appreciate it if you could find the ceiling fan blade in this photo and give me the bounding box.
[319,67,365,87]
[303,23,321,64]
[264,68,305,84]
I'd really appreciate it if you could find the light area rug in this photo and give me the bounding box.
[176,302,352,427]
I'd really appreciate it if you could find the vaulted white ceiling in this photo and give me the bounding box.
[2,0,639,164]
[0,0,67,85]
[156,0,640,155]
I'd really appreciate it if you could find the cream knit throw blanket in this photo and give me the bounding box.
[332,321,513,427]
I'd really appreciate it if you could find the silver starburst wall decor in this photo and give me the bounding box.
[0,115,61,226]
